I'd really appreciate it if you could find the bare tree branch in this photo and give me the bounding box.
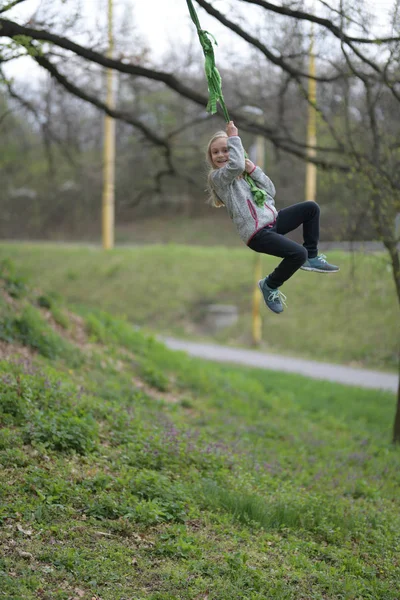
[0,14,376,174]
[0,0,28,15]
[234,0,400,44]
[31,51,168,149]
[0,17,210,107]
[192,0,342,82]
[0,106,13,125]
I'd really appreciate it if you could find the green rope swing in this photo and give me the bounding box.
[186,0,267,207]
[244,170,268,207]
[186,0,230,121]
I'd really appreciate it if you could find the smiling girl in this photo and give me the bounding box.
[206,121,339,314]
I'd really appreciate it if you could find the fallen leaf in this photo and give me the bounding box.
[16,549,33,560]
[17,524,33,536]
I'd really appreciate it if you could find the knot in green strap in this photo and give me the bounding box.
[244,174,267,207]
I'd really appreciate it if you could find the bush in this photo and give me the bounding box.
[0,258,27,298]
[49,305,70,329]
[12,306,81,366]
[0,427,23,450]
[84,309,160,357]
[0,312,17,344]
[140,360,169,392]
[37,294,53,309]
[23,409,98,454]
[128,469,189,522]
[0,367,98,455]
[0,373,33,424]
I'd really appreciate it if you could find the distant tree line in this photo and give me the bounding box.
[1,0,396,246]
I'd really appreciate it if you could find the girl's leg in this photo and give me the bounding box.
[248,228,307,289]
[275,201,320,258]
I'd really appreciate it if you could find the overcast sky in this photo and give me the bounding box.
[128,0,396,53]
[2,0,397,81]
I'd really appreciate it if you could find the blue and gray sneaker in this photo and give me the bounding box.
[300,254,339,273]
[258,278,287,314]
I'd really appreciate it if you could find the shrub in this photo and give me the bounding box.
[49,304,70,329]
[23,409,98,454]
[84,310,160,357]
[140,360,169,392]
[84,493,129,520]
[0,374,33,424]
[0,427,23,450]
[37,294,53,309]
[85,312,111,344]
[0,312,17,344]
[0,367,98,455]
[128,470,189,522]
[0,258,27,298]
[13,306,81,366]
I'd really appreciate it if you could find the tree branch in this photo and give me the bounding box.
[32,52,169,149]
[192,0,341,83]
[2,72,81,169]
[0,17,210,107]
[0,0,28,15]
[0,17,351,171]
[235,0,400,44]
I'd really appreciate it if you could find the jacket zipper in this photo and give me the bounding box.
[247,199,259,230]
[264,203,277,224]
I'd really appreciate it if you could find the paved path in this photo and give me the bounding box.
[162,337,398,393]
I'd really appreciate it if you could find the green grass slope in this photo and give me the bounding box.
[0,259,399,600]
[0,243,398,371]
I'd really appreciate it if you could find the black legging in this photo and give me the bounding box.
[248,201,320,289]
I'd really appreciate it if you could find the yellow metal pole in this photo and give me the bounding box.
[305,22,317,202]
[252,252,263,345]
[251,133,265,346]
[102,0,116,249]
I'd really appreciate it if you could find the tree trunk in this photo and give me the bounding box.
[392,357,400,444]
[383,241,400,444]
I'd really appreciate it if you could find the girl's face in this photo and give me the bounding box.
[210,137,229,169]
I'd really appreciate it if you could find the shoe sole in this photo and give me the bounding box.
[300,266,340,273]
[258,280,283,314]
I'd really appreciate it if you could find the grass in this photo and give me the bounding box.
[0,242,398,371]
[115,214,243,247]
[0,259,400,599]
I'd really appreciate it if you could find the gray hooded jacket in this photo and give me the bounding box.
[210,136,278,244]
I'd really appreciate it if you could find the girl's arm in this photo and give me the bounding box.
[211,122,245,189]
[245,159,276,198]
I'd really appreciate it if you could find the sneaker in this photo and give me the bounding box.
[300,254,339,273]
[258,278,287,314]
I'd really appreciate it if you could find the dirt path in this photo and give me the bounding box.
[162,337,398,393]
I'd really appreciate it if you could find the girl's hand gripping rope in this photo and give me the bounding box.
[226,121,238,137]
[245,158,256,173]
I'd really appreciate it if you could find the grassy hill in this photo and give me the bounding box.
[0,259,399,599]
[0,242,398,371]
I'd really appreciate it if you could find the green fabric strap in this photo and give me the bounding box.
[186,0,267,208]
[244,173,267,207]
[186,0,230,122]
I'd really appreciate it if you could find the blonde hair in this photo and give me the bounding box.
[205,130,227,208]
